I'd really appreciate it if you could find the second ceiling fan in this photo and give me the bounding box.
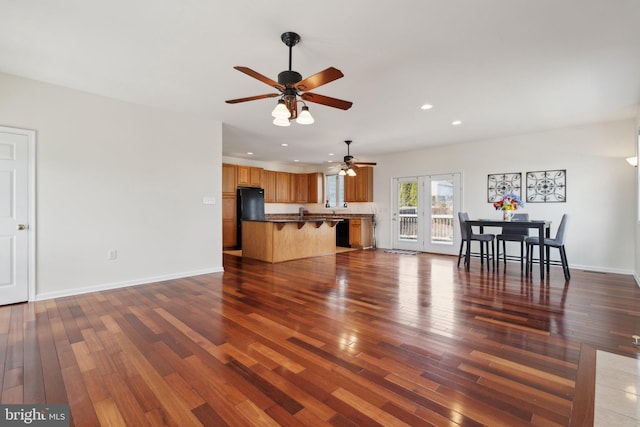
[225,32,353,126]
[333,140,377,176]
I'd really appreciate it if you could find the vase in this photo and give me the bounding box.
[503,210,514,221]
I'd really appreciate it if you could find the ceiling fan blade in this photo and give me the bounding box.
[295,67,344,92]
[225,93,280,104]
[353,162,377,166]
[300,93,353,110]
[233,66,285,91]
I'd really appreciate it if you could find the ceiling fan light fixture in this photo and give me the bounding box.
[346,168,357,177]
[272,100,290,118]
[296,106,314,125]
[338,169,346,176]
[273,116,291,127]
[226,32,353,129]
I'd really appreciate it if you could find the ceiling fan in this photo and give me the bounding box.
[225,31,353,126]
[331,140,377,176]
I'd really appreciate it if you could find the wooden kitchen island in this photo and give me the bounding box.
[242,218,341,263]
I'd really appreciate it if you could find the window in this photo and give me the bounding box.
[325,174,345,207]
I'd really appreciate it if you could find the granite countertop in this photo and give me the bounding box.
[243,217,343,223]
[265,214,374,221]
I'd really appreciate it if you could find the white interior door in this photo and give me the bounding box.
[0,127,34,305]
[391,173,461,254]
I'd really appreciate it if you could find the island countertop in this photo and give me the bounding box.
[265,213,374,221]
[243,217,342,224]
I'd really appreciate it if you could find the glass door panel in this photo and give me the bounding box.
[392,178,420,251]
[424,174,459,254]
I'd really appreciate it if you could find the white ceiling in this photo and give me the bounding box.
[1,1,639,167]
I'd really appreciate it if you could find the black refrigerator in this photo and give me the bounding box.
[237,187,265,249]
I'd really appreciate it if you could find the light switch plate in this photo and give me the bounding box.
[202,196,216,205]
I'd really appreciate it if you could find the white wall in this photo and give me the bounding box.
[374,119,637,273]
[0,72,223,299]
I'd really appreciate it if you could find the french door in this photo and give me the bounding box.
[391,173,461,254]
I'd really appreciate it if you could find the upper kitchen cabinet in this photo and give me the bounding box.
[222,164,236,195]
[308,172,324,204]
[237,165,263,187]
[296,173,309,203]
[263,170,276,203]
[250,167,262,187]
[275,172,291,203]
[344,167,374,202]
[222,164,326,204]
[289,173,298,203]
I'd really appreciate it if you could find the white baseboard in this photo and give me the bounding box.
[34,267,225,301]
[569,263,634,276]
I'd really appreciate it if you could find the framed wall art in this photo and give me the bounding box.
[487,172,521,202]
[526,169,566,202]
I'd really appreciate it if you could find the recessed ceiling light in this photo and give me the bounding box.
[451,120,462,126]
[328,153,334,156]
[281,143,288,146]
[421,104,433,110]
[294,159,299,162]
[247,152,253,155]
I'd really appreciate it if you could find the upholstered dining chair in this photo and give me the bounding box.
[496,212,529,271]
[525,214,570,281]
[457,212,495,271]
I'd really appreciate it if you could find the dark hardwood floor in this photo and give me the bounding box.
[2,250,640,426]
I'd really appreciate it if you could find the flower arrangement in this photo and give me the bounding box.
[493,193,524,211]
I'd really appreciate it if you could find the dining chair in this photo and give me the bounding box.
[525,214,570,281]
[457,212,495,271]
[496,212,529,271]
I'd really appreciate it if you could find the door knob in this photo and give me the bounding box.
[17,224,27,230]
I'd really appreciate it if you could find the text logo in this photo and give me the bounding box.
[0,405,69,426]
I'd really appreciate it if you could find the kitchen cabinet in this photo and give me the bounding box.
[222,164,238,249]
[344,173,355,203]
[275,172,290,203]
[344,167,374,202]
[263,170,276,203]
[349,218,374,249]
[222,164,236,195]
[296,173,309,203]
[236,165,250,186]
[289,173,298,202]
[222,194,237,249]
[307,172,324,204]
[237,165,263,187]
[250,167,262,187]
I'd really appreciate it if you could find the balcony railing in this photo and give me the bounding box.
[398,212,454,243]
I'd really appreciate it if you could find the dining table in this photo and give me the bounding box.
[464,218,552,279]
